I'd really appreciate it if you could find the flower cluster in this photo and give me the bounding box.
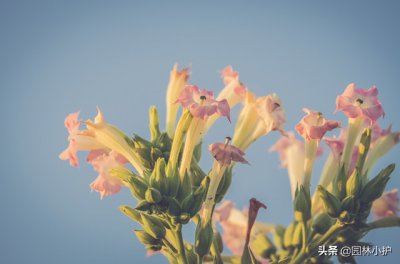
[60,66,399,264]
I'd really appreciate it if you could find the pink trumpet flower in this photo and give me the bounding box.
[295,108,340,141]
[176,85,231,121]
[59,111,106,167]
[336,83,384,124]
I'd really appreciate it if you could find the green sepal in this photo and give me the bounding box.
[140,213,166,239]
[317,185,341,218]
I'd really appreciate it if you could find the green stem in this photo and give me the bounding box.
[290,222,342,264]
[174,224,188,264]
[363,216,400,232]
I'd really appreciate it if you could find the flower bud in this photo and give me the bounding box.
[150,158,168,195]
[135,200,152,211]
[119,205,143,224]
[177,172,192,201]
[149,106,160,143]
[145,188,162,204]
[188,177,210,217]
[165,197,181,216]
[195,221,213,257]
[213,231,224,254]
[165,165,180,197]
[155,132,172,153]
[356,128,371,173]
[317,185,341,218]
[133,230,160,246]
[346,169,362,197]
[110,167,148,200]
[140,213,166,239]
[150,147,163,166]
[181,193,195,213]
[360,164,395,203]
[294,185,311,222]
[341,195,358,213]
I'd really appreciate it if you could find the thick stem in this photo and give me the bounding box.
[174,224,188,264]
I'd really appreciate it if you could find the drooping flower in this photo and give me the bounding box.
[165,64,191,138]
[214,201,273,257]
[59,111,106,167]
[89,151,127,199]
[295,108,340,141]
[245,198,267,247]
[176,84,230,121]
[84,108,144,175]
[233,92,286,151]
[209,137,249,166]
[336,83,385,124]
[202,138,248,226]
[372,189,399,220]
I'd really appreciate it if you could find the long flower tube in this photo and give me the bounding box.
[295,108,339,193]
[165,64,191,138]
[84,108,145,176]
[176,85,230,178]
[201,137,248,226]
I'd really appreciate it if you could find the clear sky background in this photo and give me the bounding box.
[1,1,399,263]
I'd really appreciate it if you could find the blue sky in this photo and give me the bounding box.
[1,1,399,263]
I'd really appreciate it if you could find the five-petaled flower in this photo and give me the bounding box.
[295,108,340,140]
[209,137,249,166]
[336,83,385,124]
[176,84,231,121]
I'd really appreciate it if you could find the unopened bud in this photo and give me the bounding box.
[294,185,311,222]
[133,230,160,245]
[119,205,143,224]
[141,213,166,239]
[145,188,162,204]
[346,169,362,197]
[195,221,213,257]
[317,185,341,218]
[360,164,395,203]
[149,106,160,143]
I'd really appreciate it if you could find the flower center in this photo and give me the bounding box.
[356,98,364,104]
[200,95,207,100]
